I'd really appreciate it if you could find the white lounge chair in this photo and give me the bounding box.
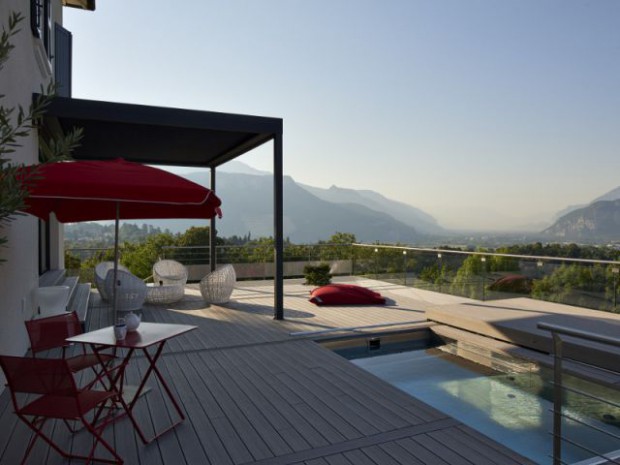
[152,259,188,286]
[95,261,129,301]
[200,264,236,304]
[104,269,147,312]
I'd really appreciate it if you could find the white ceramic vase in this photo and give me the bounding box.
[125,311,141,332]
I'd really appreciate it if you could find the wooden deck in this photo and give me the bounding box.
[0,278,536,465]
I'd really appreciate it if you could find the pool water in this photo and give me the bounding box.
[351,346,620,465]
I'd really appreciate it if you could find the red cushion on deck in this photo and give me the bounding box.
[309,284,385,306]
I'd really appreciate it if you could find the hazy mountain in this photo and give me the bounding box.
[543,200,620,243]
[182,172,420,243]
[217,160,269,176]
[593,186,620,203]
[127,168,423,243]
[544,185,620,243]
[552,204,586,222]
[300,184,445,235]
[551,185,620,223]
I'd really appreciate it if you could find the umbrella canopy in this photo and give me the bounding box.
[20,158,221,222]
[18,158,222,320]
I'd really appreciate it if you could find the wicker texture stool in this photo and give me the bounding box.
[146,283,185,304]
[200,264,236,304]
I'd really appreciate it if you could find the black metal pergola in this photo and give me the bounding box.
[40,95,285,319]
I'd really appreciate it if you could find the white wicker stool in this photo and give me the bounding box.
[199,264,236,304]
[145,283,185,305]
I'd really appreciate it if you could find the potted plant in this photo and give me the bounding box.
[304,263,332,286]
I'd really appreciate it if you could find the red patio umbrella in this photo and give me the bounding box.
[18,158,222,318]
[20,158,221,222]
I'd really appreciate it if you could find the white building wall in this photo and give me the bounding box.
[0,0,63,376]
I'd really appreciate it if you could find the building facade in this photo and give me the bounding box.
[0,0,87,383]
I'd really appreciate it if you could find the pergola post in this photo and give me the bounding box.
[274,134,284,320]
[210,167,217,272]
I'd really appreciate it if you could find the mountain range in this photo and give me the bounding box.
[543,198,620,243]
[116,161,619,244]
[181,171,439,243]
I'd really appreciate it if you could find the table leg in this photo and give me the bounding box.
[141,342,185,422]
[125,341,185,444]
[102,347,155,443]
[90,341,187,444]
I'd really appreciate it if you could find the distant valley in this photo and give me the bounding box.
[110,162,620,245]
[175,171,432,243]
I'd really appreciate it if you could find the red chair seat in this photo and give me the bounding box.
[0,355,123,464]
[21,390,116,419]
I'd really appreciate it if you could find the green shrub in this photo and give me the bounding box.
[304,263,332,286]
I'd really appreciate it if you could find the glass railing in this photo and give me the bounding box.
[538,323,620,465]
[353,244,620,313]
[65,242,620,313]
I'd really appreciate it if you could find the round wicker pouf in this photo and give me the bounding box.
[145,283,184,305]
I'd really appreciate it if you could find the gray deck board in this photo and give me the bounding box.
[455,425,537,464]
[342,449,379,465]
[323,454,355,465]
[432,428,516,465]
[221,349,332,449]
[377,441,426,465]
[303,458,329,465]
[359,445,403,465]
[0,279,543,465]
[393,437,451,465]
[193,351,276,461]
[215,350,312,453]
[165,354,237,465]
[411,432,476,465]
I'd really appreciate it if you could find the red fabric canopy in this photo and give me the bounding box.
[18,158,222,222]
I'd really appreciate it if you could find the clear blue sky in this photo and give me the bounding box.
[64,0,620,230]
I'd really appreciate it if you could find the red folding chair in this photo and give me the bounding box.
[25,312,115,389]
[0,355,123,464]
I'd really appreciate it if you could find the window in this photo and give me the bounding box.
[31,0,52,55]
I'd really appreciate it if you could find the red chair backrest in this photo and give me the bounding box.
[0,355,77,396]
[25,312,83,354]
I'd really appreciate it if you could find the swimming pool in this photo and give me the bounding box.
[350,343,620,465]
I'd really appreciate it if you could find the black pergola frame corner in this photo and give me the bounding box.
[38,94,285,319]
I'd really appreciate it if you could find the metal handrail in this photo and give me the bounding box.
[65,243,620,311]
[538,322,620,348]
[537,322,620,465]
[355,243,620,266]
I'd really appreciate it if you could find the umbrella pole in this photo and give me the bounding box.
[113,202,120,324]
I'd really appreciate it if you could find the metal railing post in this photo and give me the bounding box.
[613,267,619,310]
[551,331,563,465]
[538,322,620,465]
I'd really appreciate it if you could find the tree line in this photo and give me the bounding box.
[65,226,620,313]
